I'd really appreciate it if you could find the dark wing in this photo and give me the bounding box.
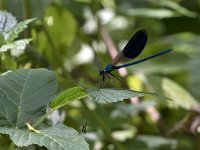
[112,29,147,65]
[123,29,147,58]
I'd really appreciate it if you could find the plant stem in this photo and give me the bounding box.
[33,108,54,127]
[23,0,31,19]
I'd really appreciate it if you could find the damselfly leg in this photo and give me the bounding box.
[110,73,125,89]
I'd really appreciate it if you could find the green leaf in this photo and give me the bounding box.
[0,39,31,53]
[162,78,198,109]
[0,11,17,33]
[137,135,177,149]
[126,8,179,18]
[0,69,56,127]
[5,18,36,43]
[0,124,89,150]
[45,4,77,47]
[159,0,197,18]
[50,87,88,109]
[88,88,172,104]
[112,101,156,117]
[87,88,144,104]
[33,4,78,68]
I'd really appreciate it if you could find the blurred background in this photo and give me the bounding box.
[1,0,200,149]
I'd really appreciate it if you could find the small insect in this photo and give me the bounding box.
[81,123,87,134]
[98,29,172,87]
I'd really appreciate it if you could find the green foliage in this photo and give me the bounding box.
[50,87,88,109]
[0,124,89,150]
[0,11,17,34]
[0,68,176,149]
[0,69,89,149]
[112,101,156,116]
[162,78,198,109]
[0,39,31,52]
[88,88,144,103]
[88,88,172,104]
[0,69,56,127]
[0,11,35,52]
[137,135,177,149]
[1,0,200,149]
[4,18,35,43]
[32,4,78,67]
[0,34,4,46]
[44,4,77,47]
[126,8,179,18]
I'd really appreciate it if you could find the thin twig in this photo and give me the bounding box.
[100,26,127,77]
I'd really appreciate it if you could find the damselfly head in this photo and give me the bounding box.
[98,69,104,76]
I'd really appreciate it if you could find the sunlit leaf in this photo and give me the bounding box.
[126,8,178,18]
[0,39,31,53]
[0,124,89,150]
[45,4,77,47]
[5,18,36,43]
[127,75,143,91]
[0,11,17,33]
[33,4,78,68]
[137,135,177,149]
[112,128,136,141]
[162,78,198,109]
[0,69,56,127]
[50,87,88,109]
